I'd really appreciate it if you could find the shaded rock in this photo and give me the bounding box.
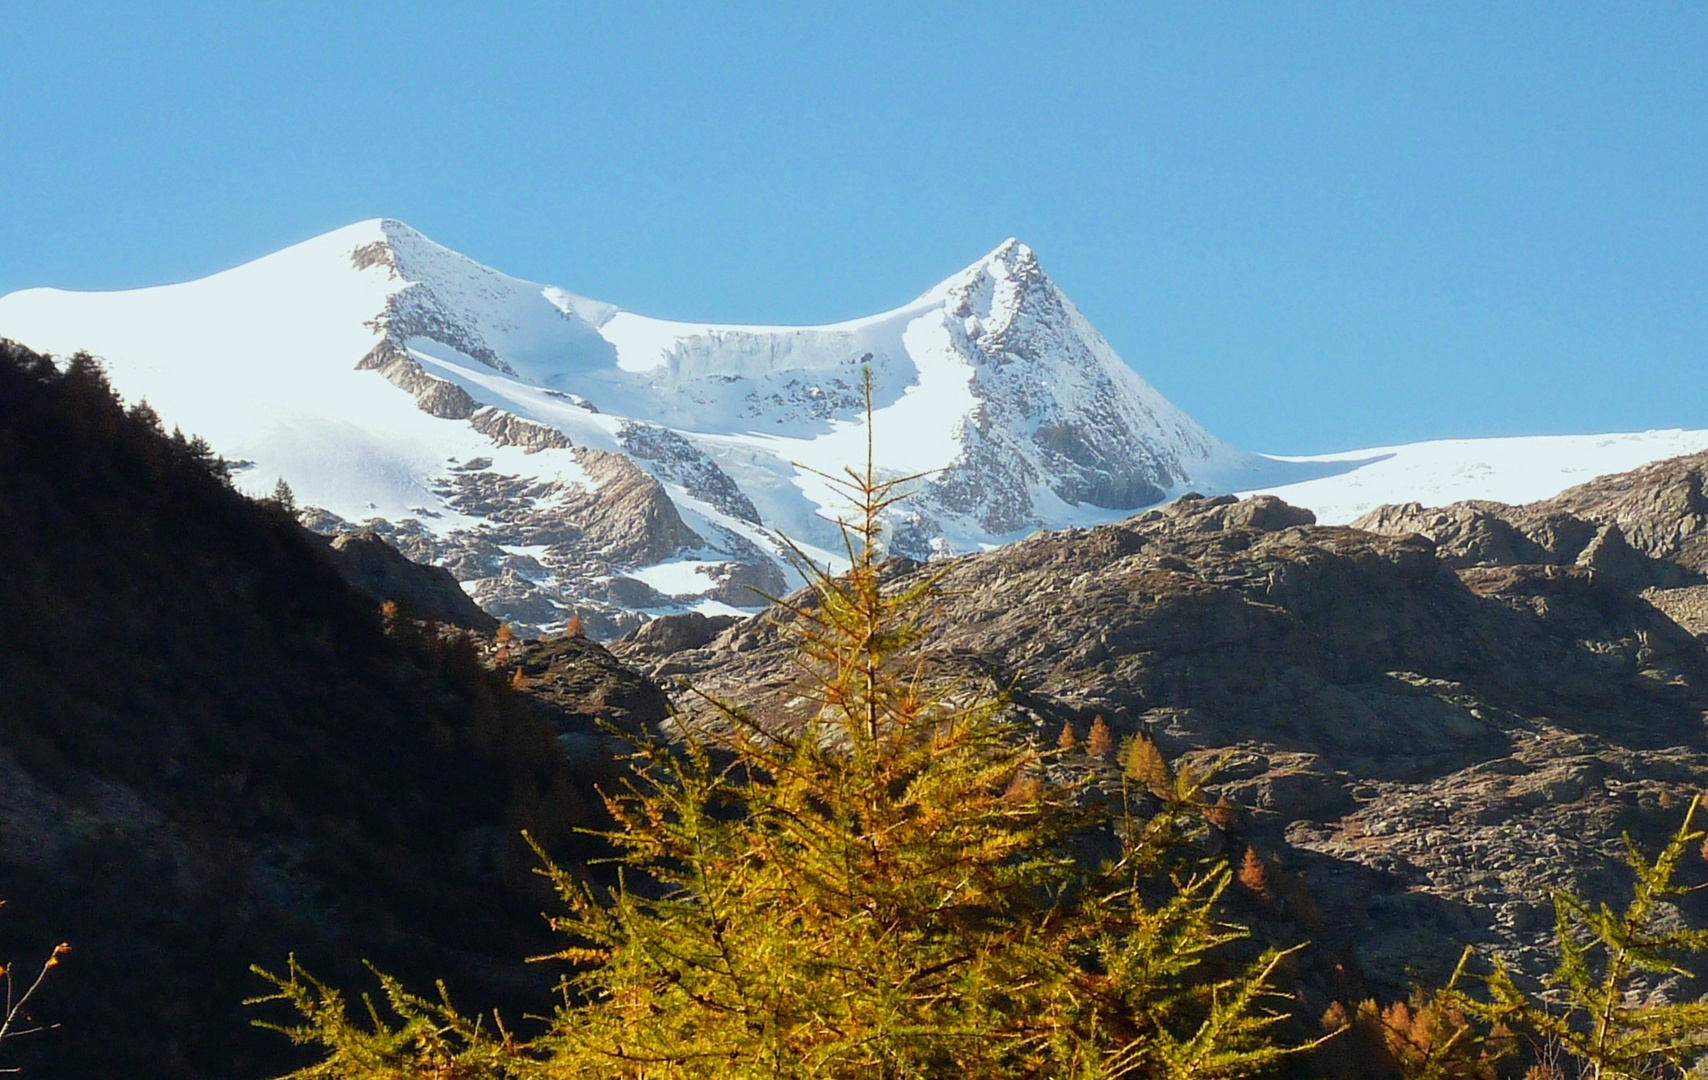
[615,611,743,659]
[0,339,585,1078]
[604,575,671,609]
[1574,522,1653,590]
[702,556,788,608]
[318,529,499,633]
[510,635,672,740]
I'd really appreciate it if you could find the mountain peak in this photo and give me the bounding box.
[984,236,1031,266]
[0,222,1300,635]
[919,238,1048,307]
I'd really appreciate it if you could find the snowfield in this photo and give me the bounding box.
[1242,429,1708,525]
[1,218,1702,633]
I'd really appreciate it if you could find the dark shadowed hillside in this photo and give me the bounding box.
[0,339,655,1078]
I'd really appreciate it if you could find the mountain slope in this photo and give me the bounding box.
[0,340,646,1078]
[0,221,1313,636]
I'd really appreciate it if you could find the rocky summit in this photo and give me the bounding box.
[617,466,1708,1000]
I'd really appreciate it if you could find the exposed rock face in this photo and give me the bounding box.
[357,340,479,419]
[470,406,574,452]
[613,611,742,661]
[307,447,707,639]
[645,484,1708,998]
[317,529,499,633]
[509,636,672,737]
[1531,451,1708,571]
[360,231,516,374]
[617,421,762,524]
[920,239,1224,526]
[1350,499,1696,590]
[565,449,703,564]
[498,634,674,775]
[1351,501,1551,569]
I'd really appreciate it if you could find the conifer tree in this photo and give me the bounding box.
[1238,848,1271,901]
[255,372,1304,1079]
[1085,714,1115,759]
[273,478,299,519]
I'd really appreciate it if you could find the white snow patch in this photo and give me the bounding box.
[629,559,730,597]
[1240,429,1708,524]
[692,599,753,618]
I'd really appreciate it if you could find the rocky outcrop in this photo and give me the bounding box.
[566,448,703,564]
[614,611,742,661]
[1351,501,1551,568]
[1351,499,1697,591]
[1531,451,1708,571]
[356,340,479,419]
[508,635,672,738]
[315,450,707,639]
[470,406,574,452]
[316,529,499,633]
[617,422,762,524]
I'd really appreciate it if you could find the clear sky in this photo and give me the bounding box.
[2,3,1703,453]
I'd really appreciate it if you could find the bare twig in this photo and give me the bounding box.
[0,900,68,1072]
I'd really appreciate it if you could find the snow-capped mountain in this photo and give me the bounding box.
[0,220,1314,634]
[4,218,1704,635]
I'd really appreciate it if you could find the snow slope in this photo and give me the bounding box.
[2,218,1702,633]
[1240,430,1708,525]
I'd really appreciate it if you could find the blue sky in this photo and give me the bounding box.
[2,3,1703,453]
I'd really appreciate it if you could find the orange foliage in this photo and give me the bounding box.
[1084,715,1114,759]
[1238,847,1270,899]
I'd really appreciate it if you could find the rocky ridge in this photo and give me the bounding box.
[314,528,500,633]
[617,468,1708,1000]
